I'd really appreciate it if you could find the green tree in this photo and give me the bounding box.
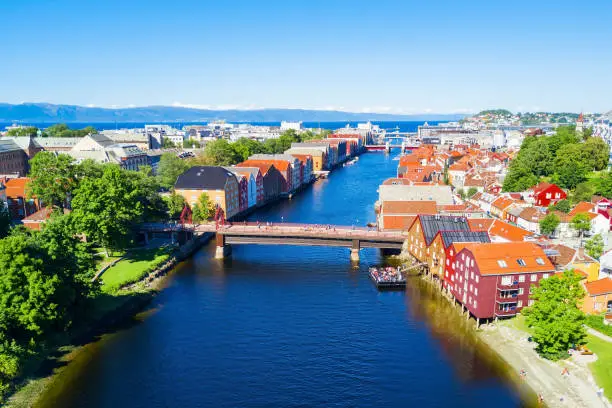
[157,153,189,189]
[456,188,466,199]
[71,165,143,255]
[573,182,595,203]
[549,199,570,213]
[232,137,266,161]
[204,139,240,166]
[548,126,579,156]
[539,213,560,236]
[581,136,609,171]
[75,158,105,180]
[553,144,589,189]
[164,192,186,219]
[502,161,538,191]
[6,126,38,137]
[467,187,478,197]
[27,152,77,208]
[183,139,201,149]
[585,234,604,259]
[570,213,591,238]
[523,270,586,360]
[162,137,178,148]
[131,166,167,221]
[44,124,96,138]
[192,192,215,222]
[0,206,10,239]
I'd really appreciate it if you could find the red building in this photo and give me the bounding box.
[448,242,555,320]
[528,182,566,207]
[235,173,248,214]
[5,177,40,220]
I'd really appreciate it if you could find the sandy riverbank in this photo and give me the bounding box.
[478,322,610,408]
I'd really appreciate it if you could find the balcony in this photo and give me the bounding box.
[495,307,518,317]
[496,293,519,303]
[497,280,520,290]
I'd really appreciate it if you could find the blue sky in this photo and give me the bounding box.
[1,0,611,114]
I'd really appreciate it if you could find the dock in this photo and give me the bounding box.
[369,267,406,289]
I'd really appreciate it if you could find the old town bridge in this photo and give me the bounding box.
[139,222,405,261]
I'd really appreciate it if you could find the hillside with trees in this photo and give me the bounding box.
[502,126,609,196]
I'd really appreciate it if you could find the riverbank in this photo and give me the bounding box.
[4,232,214,407]
[477,317,611,408]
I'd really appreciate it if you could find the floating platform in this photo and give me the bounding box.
[369,267,406,289]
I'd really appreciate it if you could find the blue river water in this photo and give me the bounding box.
[37,151,529,408]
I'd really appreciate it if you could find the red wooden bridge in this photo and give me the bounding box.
[139,222,406,261]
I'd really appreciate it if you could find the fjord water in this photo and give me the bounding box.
[38,152,526,408]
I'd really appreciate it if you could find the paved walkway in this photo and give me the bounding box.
[587,327,612,343]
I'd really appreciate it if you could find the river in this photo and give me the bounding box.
[37,151,530,407]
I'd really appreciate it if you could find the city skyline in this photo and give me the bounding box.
[1,0,611,113]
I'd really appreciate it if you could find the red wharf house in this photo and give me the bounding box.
[449,242,555,320]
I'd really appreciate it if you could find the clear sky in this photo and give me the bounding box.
[1,0,611,114]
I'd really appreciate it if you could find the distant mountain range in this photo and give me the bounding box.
[0,103,466,123]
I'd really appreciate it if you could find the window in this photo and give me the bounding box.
[530,274,537,282]
[519,275,525,282]
[445,271,448,277]
[471,272,474,279]
[517,259,526,266]
[474,288,478,296]
[475,276,479,283]
[474,300,477,308]
[528,299,535,306]
[497,260,508,268]
[518,288,524,295]
[535,257,545,265]
[542,273,549,279]
[446,259,449,266]
[501,276,512,286]
[517,300,523,307]
[469,284,473,292]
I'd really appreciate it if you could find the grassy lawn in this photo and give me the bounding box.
[586,334,612,400]
[100,247,171,292]
[498,314,533,335]
[585,314,612,337]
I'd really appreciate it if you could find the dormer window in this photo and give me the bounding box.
[517,259,526,266]
[497,260,508,268]
[535,257,545,265]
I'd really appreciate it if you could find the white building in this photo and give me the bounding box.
[280,121,303,131]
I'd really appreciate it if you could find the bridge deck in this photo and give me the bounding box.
[140,222,406,246]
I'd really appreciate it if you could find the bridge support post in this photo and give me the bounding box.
[215,233,231,259]
[350,239,360,263]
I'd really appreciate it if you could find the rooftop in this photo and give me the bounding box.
[175,166,237,190]
[460,242,554,275]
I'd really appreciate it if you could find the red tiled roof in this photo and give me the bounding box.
[584,278,612,296]
[569,201,595,216]
[383,215,416,230]
[237,162,274,176]
[460,242,554,275]
[382,201,437,214]
[5,178,31,198]
[488,219,533,241]
[468,218,495,231]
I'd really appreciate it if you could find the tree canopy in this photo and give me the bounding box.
[585,234,604,259]
[44,124,97,138]
[27,152,77,208]
[539,213,560,236]
[6,126,38,137]
[523,270,586,360]
[192,192,215,222]
[570,213,591,237]
[503,126,607,192]
[157,153,189,189]
[71,165,144,254]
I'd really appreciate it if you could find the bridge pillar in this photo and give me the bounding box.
[350,239,360,263]
[215,233,232,259]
